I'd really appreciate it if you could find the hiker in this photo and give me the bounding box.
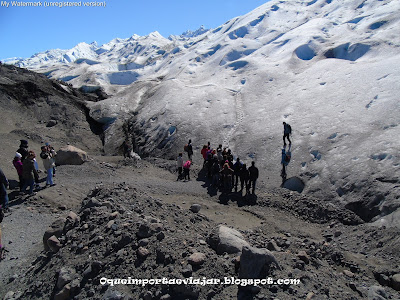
[211,157,220,187]
[183,160,192,181]
[40,146,56,187]
[220,160,234,192]
[283,122,292,146]
[239,164,250,194]
[216,148,223,163]
[16,139,29,162]
[177,153,184,180]
[201,145,208,167]
[22,151,39,195]
[122,140,132,158]
[13,152,24,191]
[45,142,57,176]
[248,161,259,194]
[184,140,193,161]
[233,157,243,192]
[0,168,9,210]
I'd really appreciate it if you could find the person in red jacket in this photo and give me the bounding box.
[183,160,192,181]
[13,152,24,191]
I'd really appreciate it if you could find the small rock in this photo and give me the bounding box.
[297,251,310,264]
[182,264,193,277]
[137,247,150,258]
[109,211,119,219]
[47,235,62,253]
[267,240,281,252]
[138,239,149,247]
[334,231,342,237]
[306,292,315,300]
[343,270,355,278]
[157,232,165,241]
[190,204,201,213]
[54,284,71,300]
[391,273,400,291]
[368,285,387,300]
[46,119,58,127]
[106,220,115,229]
[57,266,77,289]
[188,252,206,266]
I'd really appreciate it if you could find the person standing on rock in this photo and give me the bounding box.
[22,151,39,195]
[13,152,24,191]
[248,161,259,195]
[40,146,56,187]
[283,122,292,146]
[183,160,192,181]
[16,139,29,162]
[177,153,184,181]
[0,168,9,210]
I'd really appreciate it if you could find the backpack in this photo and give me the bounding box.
[184,144,188,152]
[285,152,291,163]
[287,124,292,134]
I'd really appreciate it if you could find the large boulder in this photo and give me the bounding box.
[55,145,88,165]
[207,225,250,255]
[239,246,280,279]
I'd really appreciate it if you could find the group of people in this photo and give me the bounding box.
[177,140,259,195]
[177,121,294,191]
[7,140,57,198]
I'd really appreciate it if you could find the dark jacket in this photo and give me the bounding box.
[22,158,39,182]
[17,145,29,162]
[248,165,259,181]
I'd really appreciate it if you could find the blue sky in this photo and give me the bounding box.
[0,0,268,60]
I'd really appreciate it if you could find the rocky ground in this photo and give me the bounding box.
[0,64,399,300]
[0,156,399,300]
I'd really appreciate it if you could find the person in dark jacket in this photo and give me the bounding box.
[248,161,259,194]
[0,168,9,209]
[239,164,250,194]
[22,151,39,195]
[283,122,292,146]
[233,158,243,192]
[16,139,29,162]
[187,140,193,161]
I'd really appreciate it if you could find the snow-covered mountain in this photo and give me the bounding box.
[5,0,400,226]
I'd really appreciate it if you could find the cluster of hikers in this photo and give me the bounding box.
[177,121,294,191]
[177,140,259,195]
[0,139,58,259]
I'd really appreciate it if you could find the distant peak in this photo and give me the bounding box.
[147,31,164,39]
[180,25,209,38]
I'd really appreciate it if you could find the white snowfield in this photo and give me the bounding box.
[6,0,400,226]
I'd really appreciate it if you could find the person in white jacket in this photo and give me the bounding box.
[176,153,184,181]
[40,146,56,187]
